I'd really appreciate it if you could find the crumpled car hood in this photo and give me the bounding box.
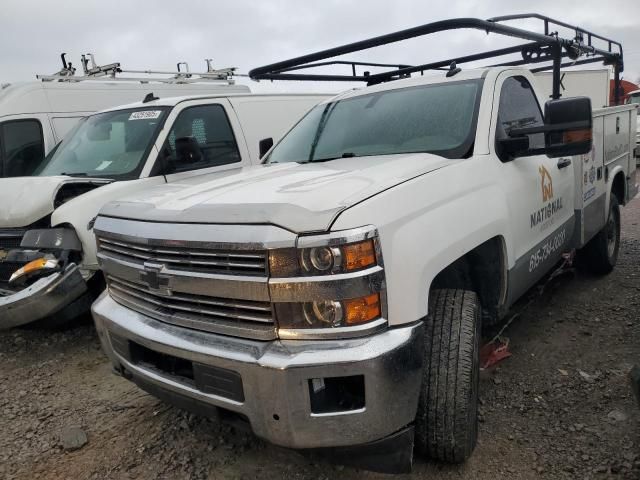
[101,153,459,232]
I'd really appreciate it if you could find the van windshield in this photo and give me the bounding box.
[35,107,168,179]
[266,79,482,163]
[628,94,640,105]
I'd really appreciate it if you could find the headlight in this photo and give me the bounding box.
[275,293,383,332]
[271,226,380,278]
[270,226,386,338]
[299,239,376,275]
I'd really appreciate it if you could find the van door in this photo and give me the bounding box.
[492,74,575,303]
[151,100,251,183]
[0,118,46,177]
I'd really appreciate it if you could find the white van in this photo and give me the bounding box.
[0,58,249,178]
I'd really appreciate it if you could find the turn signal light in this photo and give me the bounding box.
[343,239,376,272]
[9,257,59,284]
[563,129,592,143]
[344,293,381,325]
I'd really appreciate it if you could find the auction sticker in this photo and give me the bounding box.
[129,110,162,120]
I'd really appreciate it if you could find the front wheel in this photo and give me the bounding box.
[414,289,481,463]
[579,194,621,275]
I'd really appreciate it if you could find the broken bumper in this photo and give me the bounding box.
[92,291,424,450]
[0,264,88,329]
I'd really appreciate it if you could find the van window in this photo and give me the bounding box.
[495,76,544,159]
[162,104,241,173]
[0,119,45,177]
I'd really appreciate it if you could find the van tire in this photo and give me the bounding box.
[414,289,481,463]
[580,194,620,275]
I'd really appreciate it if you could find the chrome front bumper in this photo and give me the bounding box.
[92,292,424,449]
[0,264,88,329]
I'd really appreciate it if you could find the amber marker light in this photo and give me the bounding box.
[343,239,376,271]
[563,129,592,143]
[343,293,382,325]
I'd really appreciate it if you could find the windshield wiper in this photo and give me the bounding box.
[60,172,88,177]
[304,152,357,163]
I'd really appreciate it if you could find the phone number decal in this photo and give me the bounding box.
[529,229,566,273]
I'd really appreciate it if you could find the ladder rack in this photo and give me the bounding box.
[249,14,624,103]
[37,54,237,85]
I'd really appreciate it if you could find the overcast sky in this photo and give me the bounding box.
[1,0,639,93]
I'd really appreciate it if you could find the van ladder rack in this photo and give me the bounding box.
[249,14,624,103]
[37,54,237,85]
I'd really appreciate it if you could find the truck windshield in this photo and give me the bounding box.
[266,79,482,163]
[628,94,640,105]
[34,107,168,179]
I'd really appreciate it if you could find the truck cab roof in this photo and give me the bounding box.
[94,92,332,114]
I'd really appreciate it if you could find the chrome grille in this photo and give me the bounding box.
[97,236,268,276]
[107,276,276,340]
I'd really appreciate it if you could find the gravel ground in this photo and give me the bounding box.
[1,197,639,480]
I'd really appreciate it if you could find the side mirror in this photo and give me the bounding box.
[505,97,593,160]
[175,136,203,164]
[259,137,274,159]
[87,123,112,141]
[543,97,592,158]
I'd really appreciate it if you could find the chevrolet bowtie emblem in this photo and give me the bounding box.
[140,262,170,293]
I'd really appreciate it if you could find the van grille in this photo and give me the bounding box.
[97,237,268,276]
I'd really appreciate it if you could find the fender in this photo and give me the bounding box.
[331,155,511,326]
[606,165,627,210]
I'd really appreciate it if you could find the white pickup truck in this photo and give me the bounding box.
[0,93,327,328]
[90,16,638,473]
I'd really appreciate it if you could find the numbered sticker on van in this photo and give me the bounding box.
[129,110,162,121]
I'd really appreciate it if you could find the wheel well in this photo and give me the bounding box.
[430,237,506,319]
[611,172,626,205]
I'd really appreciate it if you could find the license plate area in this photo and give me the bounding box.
[111,333,245,403]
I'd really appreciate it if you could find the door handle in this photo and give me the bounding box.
[557,158,571,169]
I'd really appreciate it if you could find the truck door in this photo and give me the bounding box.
[492,74,575,303]
[150,100,251,183]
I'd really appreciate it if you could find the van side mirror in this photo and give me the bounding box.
[259,137,274,159]
[543,97,592,158]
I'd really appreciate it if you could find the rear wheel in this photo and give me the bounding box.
[414,289,481,463]
[580,195,621,274]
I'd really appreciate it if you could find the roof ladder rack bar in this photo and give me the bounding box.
[37,55,238,84]
[249,14,624,102]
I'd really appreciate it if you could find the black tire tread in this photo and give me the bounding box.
[415,288,480,463]
[580,195,620,275]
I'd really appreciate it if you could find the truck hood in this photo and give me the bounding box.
[101,153,458,232]
[0,176,110,228]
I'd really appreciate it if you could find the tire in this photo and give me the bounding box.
[415,289,481,463]
[580,194,621,275]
